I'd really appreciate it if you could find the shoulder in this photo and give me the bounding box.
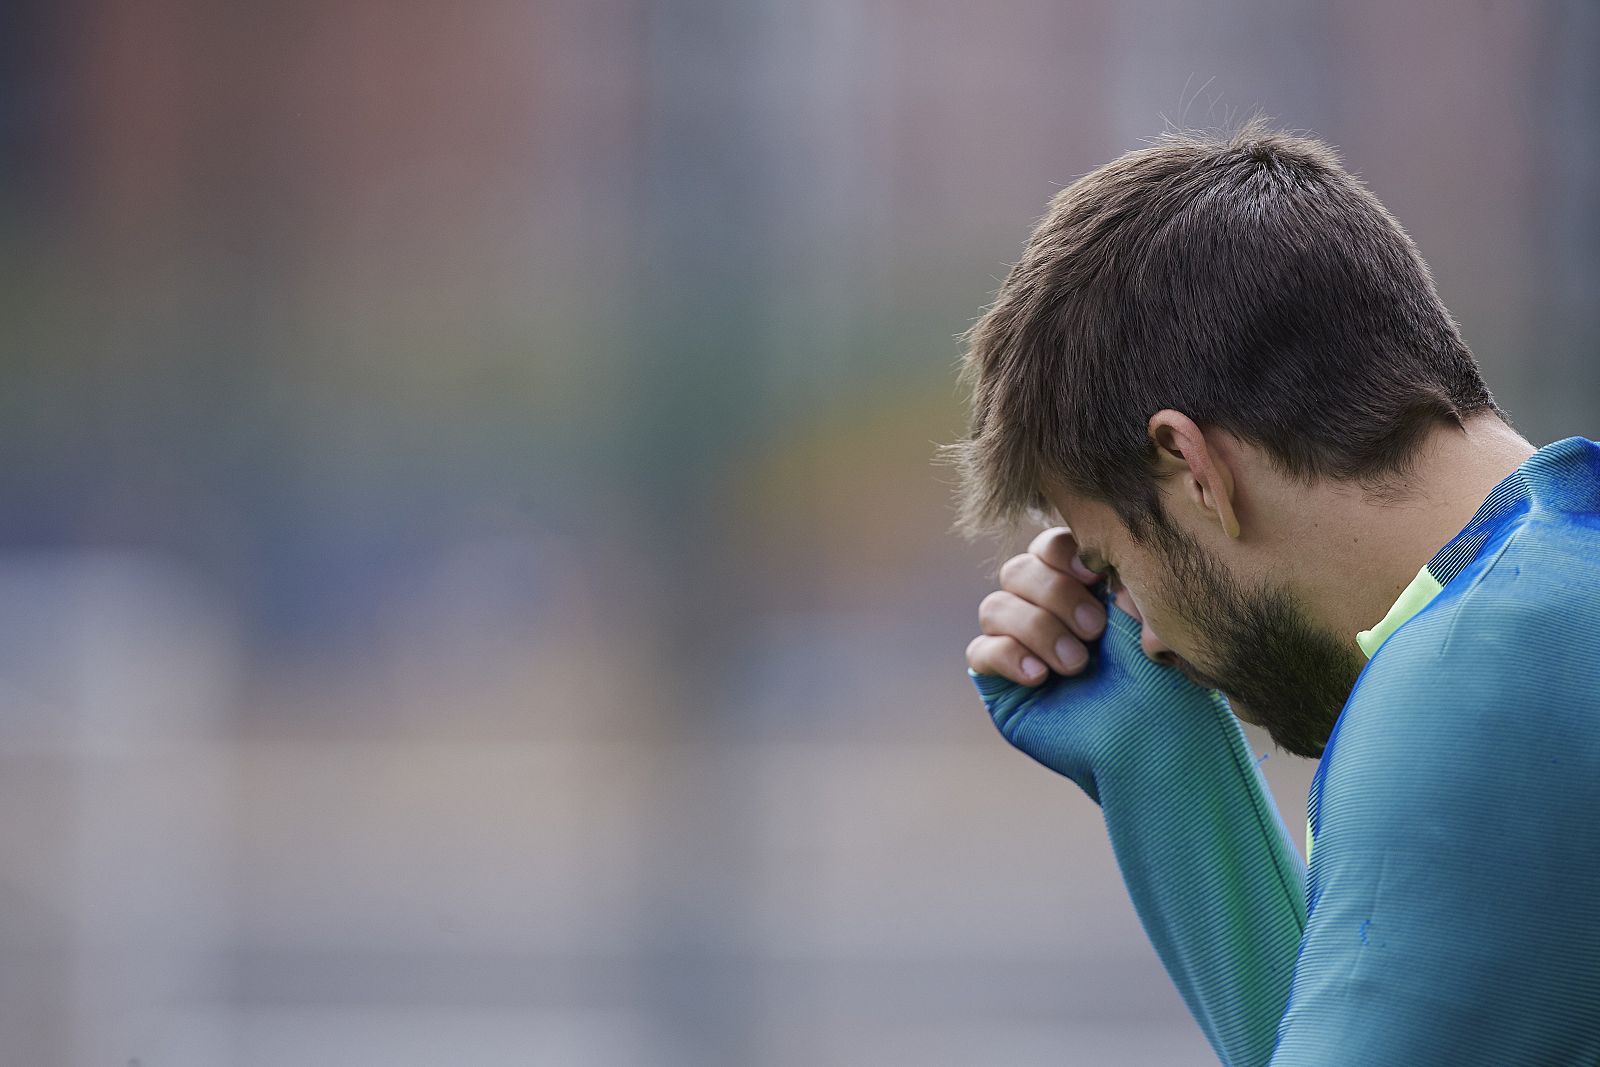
[1320,513,1600,821]
[1353,511,1600,712]
[1295,505,1600,1034]
[1294,513,1600,1048]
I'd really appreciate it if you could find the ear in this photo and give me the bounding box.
[1147,410,1242,540]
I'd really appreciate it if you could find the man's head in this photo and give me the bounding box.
[1045,414,1371,759]
[940,120,1502,756]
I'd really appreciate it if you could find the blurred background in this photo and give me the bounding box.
[1,1,1596,1063]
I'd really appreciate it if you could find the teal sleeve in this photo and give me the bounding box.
[971,599,1307,1066]
[1269,557,1600,1063]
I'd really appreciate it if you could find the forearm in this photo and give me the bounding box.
[971,603,1307,1065]
[1095,695,1306,1067]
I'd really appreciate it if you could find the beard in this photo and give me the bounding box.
[1146,520,1366,760]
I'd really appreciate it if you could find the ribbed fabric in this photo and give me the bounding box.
[970,588,1307,1067]
[971,436,1600,1064]
[1276,437,1600,1063]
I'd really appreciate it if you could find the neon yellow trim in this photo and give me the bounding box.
[1355,565,1444,659]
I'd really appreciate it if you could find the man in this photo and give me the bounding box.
[941,120,1600,1064]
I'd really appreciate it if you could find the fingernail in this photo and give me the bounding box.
[1021,656,1046,679]
[1075,605,1103,637]
[1055,638,1085,671]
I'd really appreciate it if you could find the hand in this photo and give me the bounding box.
[964,529,1225,803]
[965,526,1115,686]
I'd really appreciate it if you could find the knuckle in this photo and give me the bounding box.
[1027,525,1066,556]
[965,634,989,665]
[1031,570,1078,621]
[1027,609,1057,646]
[977,589,1009,626]
[1043,540,1078,574]
[1039,564,1075,601]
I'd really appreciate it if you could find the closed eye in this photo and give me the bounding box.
[1078,552,1122,593]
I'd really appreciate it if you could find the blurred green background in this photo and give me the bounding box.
[1,1,1596,1064]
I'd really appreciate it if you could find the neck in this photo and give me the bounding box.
[1292,415,1536,644]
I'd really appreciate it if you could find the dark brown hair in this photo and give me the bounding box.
[938,118,1499,547]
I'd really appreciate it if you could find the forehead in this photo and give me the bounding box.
[1042,484,1124,557]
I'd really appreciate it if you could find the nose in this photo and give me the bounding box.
[1140,626,1179,668]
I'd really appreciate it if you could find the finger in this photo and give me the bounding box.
[1026,524,1070,556]
[997,552,1106,641]
[1027,526,1102,584]
[966,633,1049,687]
[977,589,1089,676]
[1026,526,1076,570]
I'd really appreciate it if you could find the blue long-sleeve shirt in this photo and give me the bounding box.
[1271,436,1600,1062]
